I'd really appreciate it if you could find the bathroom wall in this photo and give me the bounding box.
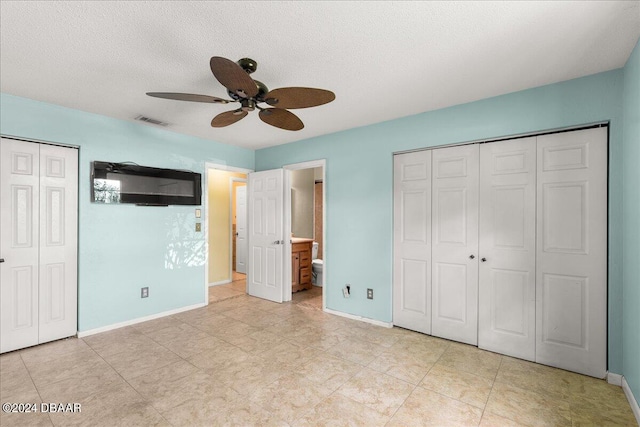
[291,168,315,238]
[314,180,324,259]
[207,169,246,284]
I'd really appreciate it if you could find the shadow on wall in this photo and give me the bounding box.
[164,212,206,269]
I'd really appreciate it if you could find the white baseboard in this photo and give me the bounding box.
[323,307,393,328]
[77,303,206,338]
[607,372,623,386]
[622,376,640,425]
[209,279,232,287]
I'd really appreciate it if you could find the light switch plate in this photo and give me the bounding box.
[195,208,201,218]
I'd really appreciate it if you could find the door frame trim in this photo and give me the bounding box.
[283,159,326,309]
[203,162,253,305]
[392,122,608,156]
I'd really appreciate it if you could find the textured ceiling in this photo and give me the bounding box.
[1,1,639,150]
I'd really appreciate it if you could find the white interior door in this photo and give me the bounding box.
[431,144,479,345]
[235,184,247,274]
[535,127,608,378]
[248,169,284,303]
[478,138,536,361]
[38,144,78,344]
[393,151,432,334]
[1,139,40,353]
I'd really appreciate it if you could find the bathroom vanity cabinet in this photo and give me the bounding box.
[291,239,313,292]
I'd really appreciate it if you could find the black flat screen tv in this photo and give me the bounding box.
[91,161,201,206]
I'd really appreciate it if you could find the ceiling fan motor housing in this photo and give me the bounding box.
[228,79,269,102]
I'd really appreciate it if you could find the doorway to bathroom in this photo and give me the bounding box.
[284,160,326,310]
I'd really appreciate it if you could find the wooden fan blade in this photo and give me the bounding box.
[210,56,258,98]
[146,92,230,103]
[259,108,304,131]
[211,110,247,127]
[264,87,335,109]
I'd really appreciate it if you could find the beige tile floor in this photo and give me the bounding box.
[1,282,637,426]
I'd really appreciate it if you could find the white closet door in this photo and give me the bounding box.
[247,169,284,303]
[431,144,479,345]
[0,139,41,353]
[38,144,78,344]
[478,138,536,361]
[536,127,607,378]
[393,151,432,334]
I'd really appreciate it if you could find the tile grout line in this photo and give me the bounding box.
[477,354,503,425]
[17,352,55,427]
[80,336,175,426]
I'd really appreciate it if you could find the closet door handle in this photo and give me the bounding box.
[0,258,4,263]
[481,257,487,262]
[469,255,475,259]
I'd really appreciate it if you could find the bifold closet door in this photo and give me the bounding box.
[478,138,536,361]
[37,144,78,344]
[0,139,78,354]
[431,144,479,345]
[0,140,41,352]
[535,127,607,378]
[393,151,432,334]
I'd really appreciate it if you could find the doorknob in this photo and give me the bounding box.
[0,258,4,263]
[273,240,281,245]
[469,255,475,259]
[481,258,487,262]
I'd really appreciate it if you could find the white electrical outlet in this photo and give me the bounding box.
[343,286,350,298]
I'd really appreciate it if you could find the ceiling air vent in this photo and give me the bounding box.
[134,115,169,126]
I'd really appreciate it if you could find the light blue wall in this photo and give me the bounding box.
[256,70,626,374]
[622,39,640,405]
[0,93,254,331]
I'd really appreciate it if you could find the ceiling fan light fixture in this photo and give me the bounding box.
[241,99,256,112]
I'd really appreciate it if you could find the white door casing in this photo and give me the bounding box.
[431,144,479,345]
[478,138,536,361]
[247,169,284,303]
[37,143,78,344]
[393,151,432,334]
[1,139,40,353]
[535,127,608,378]
[235,184,247,274]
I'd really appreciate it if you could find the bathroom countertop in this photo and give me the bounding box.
[291,237,314,244]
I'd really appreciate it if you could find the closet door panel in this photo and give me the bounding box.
[536,127,607,378]
[0,139,40,353]
[431,144,479,345]
[38,144,78,344]
[478,138,536,361]
[393,151,431,334]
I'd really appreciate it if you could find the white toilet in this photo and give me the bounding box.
[311,242,323,287]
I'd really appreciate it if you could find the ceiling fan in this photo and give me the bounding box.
[147,57,335,131]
